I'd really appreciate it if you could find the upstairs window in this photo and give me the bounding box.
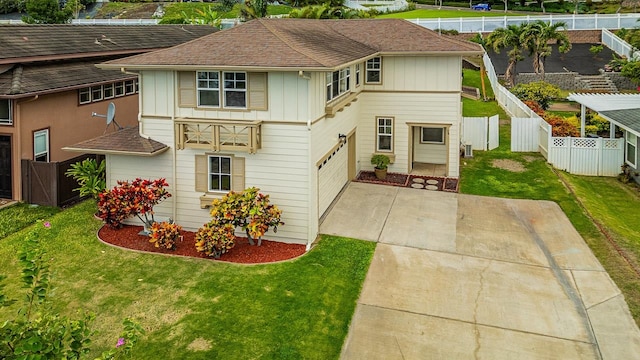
[326,67,351,102]
[78,79,138,105]
[355,63,361,87]
[197,71,220,107]
[366,57,381,84]
[0,99,12,125]
[223,72,247,108]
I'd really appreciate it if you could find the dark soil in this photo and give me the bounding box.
[98,225,306,264]
[355,171,459,192]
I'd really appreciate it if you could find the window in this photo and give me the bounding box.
[421,127,445,144]
[208,155,232,192]
[125,80,136,95]
[91,85,103,102]
[223,72,247,108]
[376,117,393,152]
[197,71,220,107]
[326,67,350,102]
[34,129,49,162]
[0,99,11,125]
[103,83,114,99]
[114,82,125,97]
[355,64,361,87]
[366,57,381,84]
[627,132,637,167]
[79,88,91,104]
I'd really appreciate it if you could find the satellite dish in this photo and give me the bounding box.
[106,102,115,125]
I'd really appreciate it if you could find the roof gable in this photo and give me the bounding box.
[102,19,483,70]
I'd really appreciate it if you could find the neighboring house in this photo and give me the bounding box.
[0,24,216,205]
[65,18,483,246]
[567,93,640,184]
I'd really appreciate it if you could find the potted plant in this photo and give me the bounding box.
[371,154,390,180]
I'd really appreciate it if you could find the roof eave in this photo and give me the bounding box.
[1,76,138,99]
[0,48,169,66]
[62,145,169,157]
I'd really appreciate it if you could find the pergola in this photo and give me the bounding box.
[567,93,640,138]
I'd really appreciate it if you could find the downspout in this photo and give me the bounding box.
[171,71,177,221]
[299,70,313,250]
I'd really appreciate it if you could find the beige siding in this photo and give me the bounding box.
[364,56,462,92]
[308,72,327,123]
[141,71,173,117]
[358,92,461,177]
[413,127,447,164]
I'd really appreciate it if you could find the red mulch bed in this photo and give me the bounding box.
[98,225,306,264]
[355,171,459,192]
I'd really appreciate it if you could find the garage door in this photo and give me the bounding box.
[318,141,348,217]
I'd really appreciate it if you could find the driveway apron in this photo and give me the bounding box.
[320,182,640,360]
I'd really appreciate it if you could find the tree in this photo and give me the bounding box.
[621,60,640,85]
[520,20,572,80]
[288,3,371,19]
[486,23,527,87]
[181,5,222,27]
[240,0,267,21]
[22,0,72,23]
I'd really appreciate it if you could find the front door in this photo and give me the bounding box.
[0,135,11,199]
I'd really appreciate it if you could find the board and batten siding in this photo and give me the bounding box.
[358,92,461,177]
[364,56,462,92]
[141,70,174,117]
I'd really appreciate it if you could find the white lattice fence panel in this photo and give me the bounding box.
[569,138,600,175]
[600,138,625,176]
[549,137,570,171]
[511,117,540,152]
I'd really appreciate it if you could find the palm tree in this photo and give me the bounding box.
[485,24,527,87]
[520,20,572,80]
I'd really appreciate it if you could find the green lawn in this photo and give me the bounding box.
[0,202,59,239]
[0,201,375,358]
[458,110,640,325]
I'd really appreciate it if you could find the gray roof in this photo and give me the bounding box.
[599,108,640,136]
[0,24,217,63]
[102,18,484,70]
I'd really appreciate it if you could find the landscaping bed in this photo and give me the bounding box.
[98,225,306,264]
[355,171,459,192]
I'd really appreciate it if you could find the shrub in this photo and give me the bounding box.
[65,158,106,200]
[149,221,182,250]
[544,114,580,137]
[195,222,236,258]
[511,81,561,110]
[97,178,171,229]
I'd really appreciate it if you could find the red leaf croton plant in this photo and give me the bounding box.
[97,178,171,230]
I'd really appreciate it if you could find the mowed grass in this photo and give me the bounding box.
[0,200,376,358]
[0,202,59,239]
[458,106,640,324]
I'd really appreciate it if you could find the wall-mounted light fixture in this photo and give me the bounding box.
[338,133,347,142]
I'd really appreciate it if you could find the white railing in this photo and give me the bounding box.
[409,13,640,32]
[602,28,640,60]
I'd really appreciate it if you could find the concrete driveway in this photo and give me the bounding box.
[320,182,640,360]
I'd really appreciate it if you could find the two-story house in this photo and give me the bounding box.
[66,19,483,246]
[0,25,216,206]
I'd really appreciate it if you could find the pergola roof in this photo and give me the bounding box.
[567,93,640,136]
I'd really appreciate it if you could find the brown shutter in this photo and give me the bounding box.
[178,71,196,107]
[248,72,267,110]
[195,154,208,192]
[232,156,245,192]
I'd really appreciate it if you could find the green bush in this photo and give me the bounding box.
[65,158,106,200]
[510,81,561,110]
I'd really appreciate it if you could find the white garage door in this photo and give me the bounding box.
[318,141,348,217]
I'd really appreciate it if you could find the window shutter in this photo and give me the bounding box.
[232,156,245,192]
[195,154,208,192]
[248,72,267,110]
[178,71,196,107]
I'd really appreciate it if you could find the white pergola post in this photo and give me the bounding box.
[580,104,586,137]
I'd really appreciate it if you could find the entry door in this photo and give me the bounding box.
[0,135,11,198]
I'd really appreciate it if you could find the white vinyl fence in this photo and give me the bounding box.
[511,117,624,176]
[602,28,640,60]
[462,115,499,151]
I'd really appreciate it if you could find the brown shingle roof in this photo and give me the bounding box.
[0,25,218,63]
[0,61,134,98]
[102,19,483,70]
[63,126,169,156]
